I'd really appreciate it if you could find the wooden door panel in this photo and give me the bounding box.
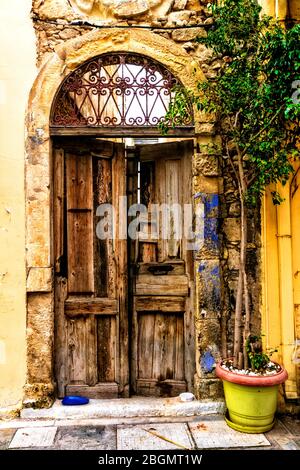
[137,312,186,397]
[54,140,128,399]
[135,274,189,296]
[151,313,184,380]
[135,296,185,313]
[67,317,94,385]
[66,152,94,293]
[65,298,118,316]
[131,140,195,396]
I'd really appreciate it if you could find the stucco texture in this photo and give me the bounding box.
[0,1,36,414]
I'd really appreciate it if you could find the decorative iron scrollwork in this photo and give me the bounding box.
[50,53,193,130]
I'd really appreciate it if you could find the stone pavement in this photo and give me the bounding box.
[0,414,299,450]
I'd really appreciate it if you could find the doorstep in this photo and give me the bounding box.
[20,397,225,421]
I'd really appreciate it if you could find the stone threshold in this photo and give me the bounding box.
[20,397,225,421]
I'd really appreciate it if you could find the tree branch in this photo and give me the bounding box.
[245,105,285,148]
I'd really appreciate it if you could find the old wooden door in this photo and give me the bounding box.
[53,138,128,398]
[130,140,195,397]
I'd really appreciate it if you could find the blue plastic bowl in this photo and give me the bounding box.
[62,396,89,406]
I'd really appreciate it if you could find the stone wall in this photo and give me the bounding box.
[27,0,263,403]
[32,0,215,66]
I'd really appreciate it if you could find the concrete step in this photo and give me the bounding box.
[20,397,225,421]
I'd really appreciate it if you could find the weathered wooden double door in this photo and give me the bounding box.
[54,138,195,398]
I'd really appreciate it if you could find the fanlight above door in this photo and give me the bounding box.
[50,53,193,135]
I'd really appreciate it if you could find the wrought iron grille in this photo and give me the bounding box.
[50,53,193,130]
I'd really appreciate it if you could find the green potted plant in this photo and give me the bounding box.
[162,0,299,432]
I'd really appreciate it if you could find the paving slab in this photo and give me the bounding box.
[53,425,116,450]
[189,419,270,449]
[280,416,300,436]
[265,419,292,437]
[0,419,55,430]
[0,429,16,450]
[9,426,57,449]
[271,437,299,450]
[117,423,194,450]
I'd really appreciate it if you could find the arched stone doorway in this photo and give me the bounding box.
[50,51,195,399]
[24,28,220,406]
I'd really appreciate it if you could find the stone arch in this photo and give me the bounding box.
[24,28,214,406]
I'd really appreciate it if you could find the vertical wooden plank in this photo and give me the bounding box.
[113,143,129,396]
[140,161,155,207]
[165,159,181,259]
[53,148,64,273]
[175,315,185,381]
[155,158,166,262]
[152,313,165,380]
[66,154,93,209]
[97,316,116,382]
[68,317,88,384]
[66,153,94,293]
[86,316,98,386]
[182,141,194,279]
[137,314,155,379]
[184,295,195,390]
[127,153,138,393]
[93,158,113,297]
[67,212,94,292]
[130,298,138,393]
[181,140,195,391]
[54,277,68,397]
[162,314,175,380]
[140,242,157,263]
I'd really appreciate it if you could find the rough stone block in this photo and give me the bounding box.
[23,383,55,409]
[168,10,193,23]
[173,0,188,10]
[223,217,241,242]
[194,376,224,400]
[172,27,206,42]
[27,293,54,384]
[187,0,203,11]
[193,153,219,177]
[196,261,221,313]
[193,175,222,194]
[194,121,215,135]
[59,28,78,40]
[228,202,240,217]
[27,267,53,293]
[227,247,240,271]
[195,43,214,62]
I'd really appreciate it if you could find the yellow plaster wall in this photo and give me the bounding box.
[260,0,300,20]
[262,172,300,398]
[0,1,36,411]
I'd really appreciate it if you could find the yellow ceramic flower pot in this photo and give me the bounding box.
[216,362,288,433]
